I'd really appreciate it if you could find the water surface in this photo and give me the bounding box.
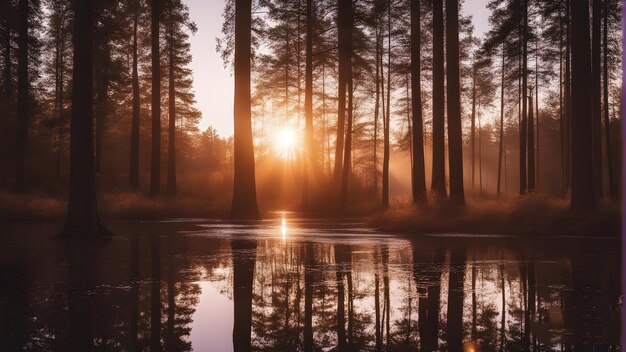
[0,216,621,351]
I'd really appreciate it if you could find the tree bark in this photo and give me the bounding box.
[431,0,446,198]
[150,0,161,197]
[445,0,465,205]
[410,0,426,203]
[570,0,596,211]
[59,0,109,238]
[231,0,260,219]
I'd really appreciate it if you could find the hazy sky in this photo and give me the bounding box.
[186,0,491,137]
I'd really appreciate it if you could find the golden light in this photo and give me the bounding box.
[281,217,288,240]
[275,127,298,160]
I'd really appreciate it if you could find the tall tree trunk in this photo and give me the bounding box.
[373,24,380,194]
[591,0,603,199]
[231,0,260,219]
[570,0,596,211]
[302,0,313,208]
[2,1,10,99]
[382,0,391,208]
[431,0,446,198]
[166,2,176,197]
[149,0,161,197]
[445,0,465,205]
[410,0,426,203]
[94,42,110,176]
[528,88,535,192]
[334,0,349,185]
[15,0,28,192]
[563,0,572,197]
[340,0,353,208]
[497,46,505,197]
[471,65,477,192]
[535,41,540,190]
[520,0,528,195]
[559,5,564,195]
[59,0,109,238]
[603,0,616,198]
[130,1,140,189]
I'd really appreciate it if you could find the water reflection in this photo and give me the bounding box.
[0,220,621,351]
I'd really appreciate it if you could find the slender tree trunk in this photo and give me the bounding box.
[592,0,603,199]
[231,0,260,219]
[59,0,109,238]
[410,0,426,203]
[497,46,505,197]
[570,0,596,211]
[479,114,483,193]
[373,24,380,194]
[431,0,446,198]
[2,1,10,99]
[446,0,465,205]
[149,0,161,197]
[302,0,313,208]
[130,1,140,189]
[520,0,528,195]
[559,6,564,195]
[94,44,110,176]
[535,40,540,191]
[340,0,353,208]
[382,0,391,208]
[15,0,28,192]
[166,2,176,197]
[334,0,349,185]
[603,0,616,198]
[471,65,477,192]
[528,87,535,192]
[563,0,572,197]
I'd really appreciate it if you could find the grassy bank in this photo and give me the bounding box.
[370,196,621,236]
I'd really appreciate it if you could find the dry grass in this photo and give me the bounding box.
[370,195,621,236]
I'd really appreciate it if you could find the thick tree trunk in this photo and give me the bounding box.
[302,0,313,208]
[445,0,465,205]
[497,46,505,197]
[340,0,353,208]
[591,0,603,199]
[431,0,446,198]
[570,0,596,211]
[130,2,140,189]
[15,0,28,192]
[231,0,260,219]
[603,0,616,198]
[59,0,109,238]
[166,3,176,197]
[149,0,161,197]
[410,0,426,203]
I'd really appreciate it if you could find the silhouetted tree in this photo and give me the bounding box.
[431,0,446,198]
[231,0,260,219]
[129,0,141,189]
[149,0,161,197]
[570,0,596,211]
[410,0,426,203]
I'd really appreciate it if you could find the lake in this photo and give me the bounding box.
[0,215,621,351]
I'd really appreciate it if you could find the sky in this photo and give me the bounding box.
[186,0,491,138]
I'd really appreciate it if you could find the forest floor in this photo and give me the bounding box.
[1,192,620,237]
[370,196,621,236]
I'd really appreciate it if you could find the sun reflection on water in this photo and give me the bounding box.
[281,217,287,240]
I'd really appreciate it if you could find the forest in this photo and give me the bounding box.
[0,0,622,233]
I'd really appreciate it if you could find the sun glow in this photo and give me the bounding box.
[275,127,298,160]
[281,217,288,240]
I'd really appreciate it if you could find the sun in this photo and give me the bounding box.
[275,127,298,160]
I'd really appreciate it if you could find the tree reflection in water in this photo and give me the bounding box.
[0,221,621,351]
